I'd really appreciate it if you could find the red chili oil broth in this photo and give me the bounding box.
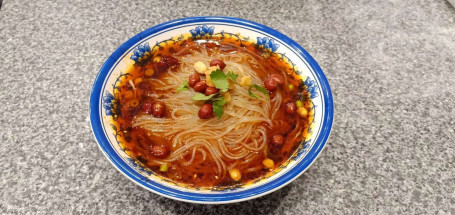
[111,37,312,188]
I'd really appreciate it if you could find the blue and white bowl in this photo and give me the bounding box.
[90,16,333,204]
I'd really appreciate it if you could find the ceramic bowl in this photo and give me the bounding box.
[90,16,333,204]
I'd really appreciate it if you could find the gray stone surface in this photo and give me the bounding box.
[1,0,454,214]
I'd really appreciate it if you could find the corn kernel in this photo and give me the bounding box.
[297,107,308,117]
[145,68,155,77]
[288,84,294,91]
[159,164,168,172]
[262,158,275,169]
[134,78,143,85]
[129,100,139,107]
[153,56,161,63]
[240,76,251,87]
[206,72,215,87]
[194,61,208,74]
[124,90,134,99]
[223,92,231,103]
[296,100,303,108]
[229,168,242,181]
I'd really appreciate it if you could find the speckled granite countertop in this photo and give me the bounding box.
[1,0,454,214]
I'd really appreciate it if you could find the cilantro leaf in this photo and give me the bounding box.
[210,69,229,92]
[227,71,238,83]
[248,84,270,99]
[212,99,227,119]
[176,81,189,92]
[212,96,224,101]
[192,93,216,101]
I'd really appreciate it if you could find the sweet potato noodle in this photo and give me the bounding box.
[114,37,311,188]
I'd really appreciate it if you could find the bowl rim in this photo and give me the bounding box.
[89,16,333,204]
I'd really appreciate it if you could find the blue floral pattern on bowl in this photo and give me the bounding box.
[130,42,151,62]
[304,77,319,99]
[190,25,215,37]
[102,91,114,116]
[257,37,280,52]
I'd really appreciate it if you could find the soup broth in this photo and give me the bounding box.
[111,37,312,188]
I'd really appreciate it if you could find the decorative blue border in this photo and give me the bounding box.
[89,16,333,203]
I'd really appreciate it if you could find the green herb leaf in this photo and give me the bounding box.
[192,93,216,101]
[227,71,238,83]
[212,99,227,119]
[248,84,270,99]
[210,69,229,92]
[212,96,224,101]
[176,81,189,92]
